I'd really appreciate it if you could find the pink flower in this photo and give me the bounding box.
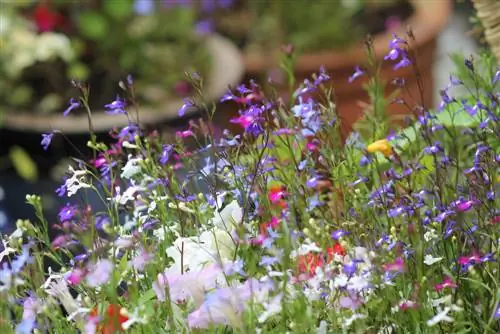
[435,276,457,292]
[176,130,194,138]
[383,257,405,272]
[66,268,86,285]
[131,248,153,272]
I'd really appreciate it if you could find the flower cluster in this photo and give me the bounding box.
[1,37,499,333]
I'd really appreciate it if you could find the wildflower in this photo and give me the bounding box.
[64,166,91,197]
[394,54,412,70]
[41,131,54,151]
[268,186,286,205]
[45,276,81,317]
[63,98,81,116]
[86,259,113,287]
[230,107,263,136]
[104,96,127,115]
[427,307,454,326]
[423,254,443,265]
[331,229,349,240]
[66,267,86,285]
[383,257,405,272]
[120,156,142,179]
[131,248,153,272]
[339,292,364,310]
[177,98,194,117]
[91,304,129,334]
[348,66,365,83]
[58,204,78,222]
[257,294,283,323]
[366,139,392,157]
[176,129,194,138]
[435,276,457,292]
[34,3,64,32]
[134,0,155,15]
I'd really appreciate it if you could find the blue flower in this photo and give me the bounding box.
[105,95,127,115]
[348,66,365,83]
[134,0,155,15]
[159,144,174,165]
[63,98,80,116]
[40,132,54,151]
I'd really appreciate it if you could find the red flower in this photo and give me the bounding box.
[33,4,64,32]
[91,304,129,334]
[297,252,324,276]
[327,243,346,261]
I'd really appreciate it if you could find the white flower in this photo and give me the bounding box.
[431,294,452,307]
[290,240,322,257]
[316,320,328,334]
[424,254,443,266]
[65,166,91,197]
[257,294,282,323]
[113,185,144,205]
[45,276,81,317]
[209,200,242,232]
[35,32,74,62]
[343,313,367,327]
[424,229,438,242]
[121,308,148,330]
[427,307,454,326]
[121,156,142,179]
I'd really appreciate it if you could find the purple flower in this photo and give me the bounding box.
[86,259,113,287]
[63,98,80,116]
[105,96,127,115]
[159,144,174,165]
[11,244,33,273]
[58,204,78,222]
[195,19,214,36]
[118,123,141,142]
[306,176,318,188]
[384,48,401,61]
[331,230,349,240]
[394,55,411,70]
[134,0,155,15]
[131,248,153,272]
[314,66,330,86]
[41,132,54,151]
[178,98,194,117]
[348,66,365,83]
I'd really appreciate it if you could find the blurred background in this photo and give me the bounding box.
[0,0,483,233]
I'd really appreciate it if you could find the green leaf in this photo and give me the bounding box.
[9,146,38,182]
[103,0,133,21]
[138,289,157,305]
[77,12,109,40]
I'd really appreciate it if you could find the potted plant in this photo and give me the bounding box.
[214,0,451,136]
[0,0,243,182]
[0,1,243,134]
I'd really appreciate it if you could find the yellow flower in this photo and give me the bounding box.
[367,139,393,157]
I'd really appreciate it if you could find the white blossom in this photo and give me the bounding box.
[424,254,443,265]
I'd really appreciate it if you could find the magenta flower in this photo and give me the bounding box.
[66,267,86,285]
[435,276,457,292]
[176,129,194,138]
[382,257,405,272]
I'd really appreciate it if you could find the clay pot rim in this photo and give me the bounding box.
[2,34,244,134]
[244,0,452,73]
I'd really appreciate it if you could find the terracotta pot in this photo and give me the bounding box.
[243,0,452,138]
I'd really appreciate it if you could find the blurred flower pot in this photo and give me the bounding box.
[0,34,243,173]
[243,0,452,137]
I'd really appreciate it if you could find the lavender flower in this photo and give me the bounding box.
[63,98,80,116]
[105,96,127,115]
[41,132,54,151]
[86,259,113,287]
[348,66,365,83]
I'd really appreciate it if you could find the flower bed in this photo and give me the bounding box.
[0,32,498,333]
